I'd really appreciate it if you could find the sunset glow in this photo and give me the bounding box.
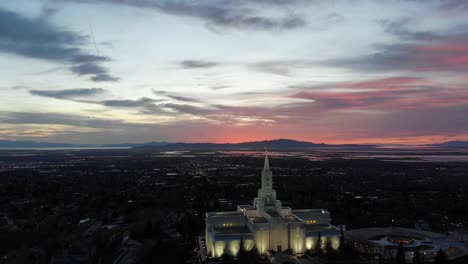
[1,0,468,145]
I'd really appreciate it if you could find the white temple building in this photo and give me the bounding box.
[205,152,341,258]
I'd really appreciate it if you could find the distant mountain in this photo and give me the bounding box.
[135,138,377,150]
[0,139,377,150]
[428,141,468,148]
[0,140,82,148]
[0,140,144,149]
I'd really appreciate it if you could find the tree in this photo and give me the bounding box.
[144,219,153,239]
[339,226,345,252]
[235,246,261,264]
[435,248,446,264]
[221,253,231,261]
[236,237,250,264]
[316,232,322,256]
[413,248,421,264]
[239,236,245,255]
[396,243,406,264]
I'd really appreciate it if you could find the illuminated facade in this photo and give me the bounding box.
[205,153,341,258]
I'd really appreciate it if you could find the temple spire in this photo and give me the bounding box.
[263,147,270,171]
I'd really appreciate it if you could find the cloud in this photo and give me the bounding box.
[180,60,218,69]
[0,111,123,127]
[289,76,468,111]
[327,18,468,73]
[325,12,344,24]
[100,97,162,108]
[0,7,117,82]
[436,0,468,10]
[211,85,230,90]
[69,63,107,75]
[55,0,307,31]
[379,18,435,41]
[77,97,167,115]
[153,90,199,102]
[91,74,120,82]
[29,90,207,116]
[29,89,169,114]
[250,60,315,76]
[30,88,106,99]
[163,103,214,115]
[333,42,468,73]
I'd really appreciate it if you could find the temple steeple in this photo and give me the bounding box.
[263,148,270,171]
[254,148,280,216]
[261,149,274,205]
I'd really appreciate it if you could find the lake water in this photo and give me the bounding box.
[218,148,468,162]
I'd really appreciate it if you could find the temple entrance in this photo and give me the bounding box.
[277,245,282,252]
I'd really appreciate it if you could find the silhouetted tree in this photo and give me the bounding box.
[435,248,446,264]
[316,232,322,256]
[236,237,251,264]
[239,236,245,255]
[221,253,231,261]
[144,219,152,238]
[413,248,421,264]
[396,243,406,264]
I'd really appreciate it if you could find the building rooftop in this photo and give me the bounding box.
[293,209,329,214]
[206,211,244,217]
[266,210,282,218]
[213,226,251,234]
[250,217,268,223]
[304,224,334,231]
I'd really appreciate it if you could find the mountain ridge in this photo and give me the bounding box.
[0,138,376,149]
[427,140,468,148]
[5,138,467,149]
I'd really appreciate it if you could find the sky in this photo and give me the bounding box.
[1,0,468,145]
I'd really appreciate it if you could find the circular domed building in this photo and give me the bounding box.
[345,227,468,263]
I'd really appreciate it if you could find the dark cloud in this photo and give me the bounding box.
[91,74,120,82]
[163,103,213,115]
[325,13,344,24]
[56,0,307,31]
[211,85,230,90]
[0,111,124,128]
[69,63,119,82]
[0,7,117,82]
[329,41,468,72]
[250,60,315,76]
[380,18,435,41]
[28,89,165,113]
[436,0,468,10]
[326,18,468,73]
[180,60,218,69]
[153,90,199,102]
[30,88,105,99]
[289,76,468,112]
[69,63,107,75]
[73,97,167,115]
[41,5,60,18]
[100,97,162,108]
